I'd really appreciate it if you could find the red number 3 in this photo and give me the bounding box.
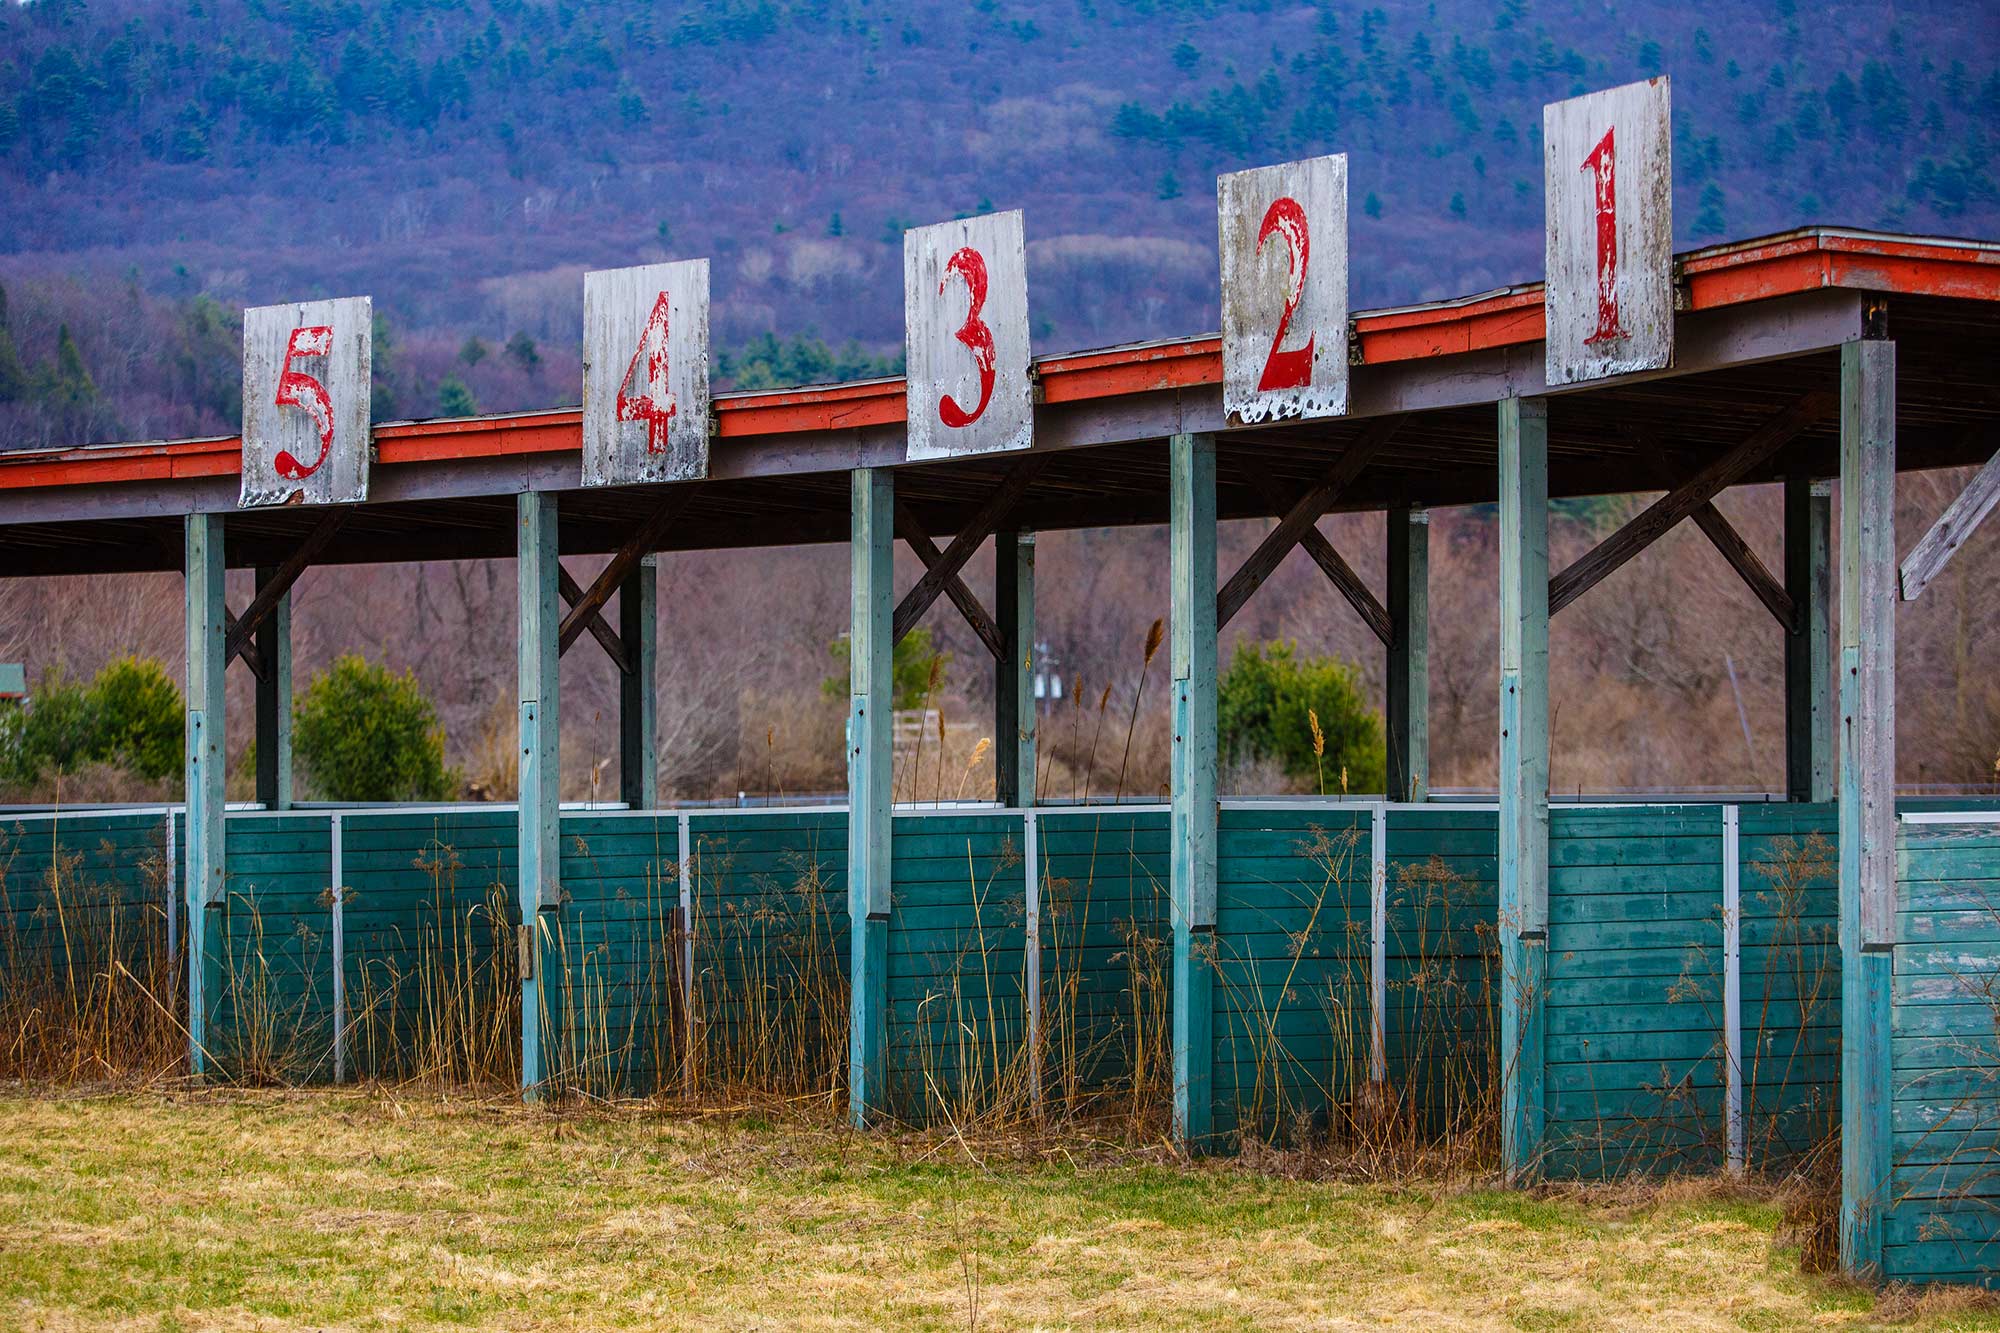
[274,325,334,481]
[938,246,995,428]
[1256,197,1315,392]
[617,291,678,454]
[1581,127,1626,345]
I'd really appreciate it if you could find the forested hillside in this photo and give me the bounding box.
[0,0,1993,450]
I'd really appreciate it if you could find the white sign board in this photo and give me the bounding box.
[582,259,711,486]
[1544,77,1673,386]
[1218,153,1349,425]
[240,296,372,507]
[903,210,1032,461]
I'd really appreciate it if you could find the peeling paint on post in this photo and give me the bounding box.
[517,491,560,1097]
[1217,153,1348,425]
[183,513,226,1075]
[1498,396,1549,1183]
[240,297,372,507]
[848,468,893,1125]
[1543,79,1672,387]
[903,211,1032,461]
[1169,431,1217,1153]
[582,260,711,485]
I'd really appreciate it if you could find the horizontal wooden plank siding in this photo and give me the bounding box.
[1210,806,1370,1144]
[212,815,335,1082]
[1886,819,2000,1290]
[889,812,1030,1117]
[1543,805,1726,1178]
[1384,805,1499,1140]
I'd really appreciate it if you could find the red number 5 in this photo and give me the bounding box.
[274,325,334,481]
[617,291,678,454]
[1255,197,1315,392]
[1581,127,1626,345]
[937,246,995,428]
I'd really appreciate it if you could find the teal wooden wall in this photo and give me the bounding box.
[553,813,683,1095]
[888,813,1029,1117]
[1887,819,2000,1289]
[213,814,335,1082]
[1210,806,1370,1142]
[683,810,848,1098]
[1035,808,1170,1116]
[1383,806,1500,1136]
[0,810,175,1010]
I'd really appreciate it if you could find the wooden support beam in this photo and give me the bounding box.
[995,531,1036,808]
[848,469,894,1127]
[517,492,560,1097]
[1244,472,1392,645]
[1498,396,1549,1185]
[223,511,347,666]
[1548,392,1836,617]
[183,513,226,1077]
[891,457,1044,648]
[1170,431,1217,1154]
[557,490,695,656]
[1645,458,1797,631]
[1899,444,2000,601]
[893,503,1004,659]
[1216,417,1402,630]
[252,565,293,811]
[1386,507,1429,803]
[222,607,266,682]
[556,564,630,674]
[619,558,658,809]
[1784,477,1834,802]
[1838,338,1896,1281]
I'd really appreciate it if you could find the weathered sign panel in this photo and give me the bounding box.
[1218,153,1349,425]
[1544,77,1673,386]
[240,296,372,507]
[582,259,711,486]
[903,210,1032,461]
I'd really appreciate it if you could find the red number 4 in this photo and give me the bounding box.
[617,292,678,454]
[937,246,996,428]
[1581,127,1626,345]
[273,325,334,481]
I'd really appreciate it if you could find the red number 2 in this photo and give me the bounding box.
[273,325,334,481]
[1580,127,1626,345]
[937,246,995,428]
[1255,197,1315,392]
[617,291,678,454]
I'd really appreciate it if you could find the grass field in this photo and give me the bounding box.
[0,1089,1993,1332]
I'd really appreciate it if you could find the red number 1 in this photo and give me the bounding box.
[274,325,335,481]
[1581,127,1626,345]
[617,291,678,454]
[1255,196,1315,392]
[937,246,995,428]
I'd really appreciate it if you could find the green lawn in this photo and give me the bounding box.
[0,1089,1991,1331]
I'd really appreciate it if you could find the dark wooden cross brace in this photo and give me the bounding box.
[221,510,350,674]
[1644,453,1797,632]
[556,490,695,658]
[1900,434,2000,601]
[1243,472,1393,645]
[890,457,1045,653]
[1215,415,1403,633]
[557,565,630,674]
[1548,390,1836,618]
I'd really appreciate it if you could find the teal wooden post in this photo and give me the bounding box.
[252,566,292,811]
[1498,396,1549,1182]
[1784,477,1834,802]
[995,531,1036,807]
[619,556,658,808]
[848,468,893,1125]
[1838,338,1896,1280]
[183,513,226,1076]
[1169,432,1217,1152]
[1386,506,1429,803]
[517,492,560,1096]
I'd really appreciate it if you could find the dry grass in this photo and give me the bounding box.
[0,1088,1993,1332]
